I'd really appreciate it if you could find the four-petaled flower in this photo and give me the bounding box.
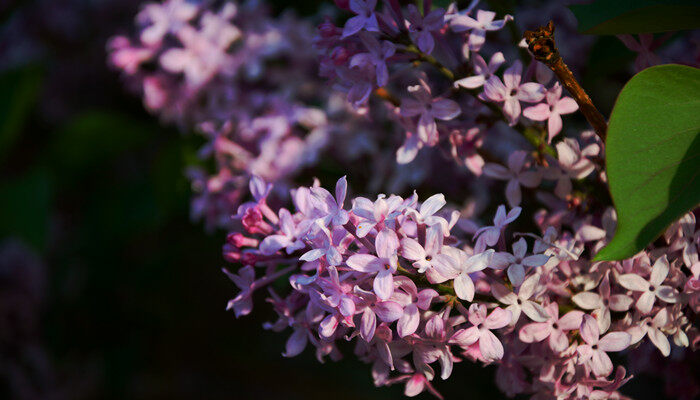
[482,60,546,126]
[400,79,461,146]
[450,9,513,51]
[450,304,512,361]
[617,255,679,314]
[347,230,400,299]
[405,4,446,54]
[523,82,578,142]
[342,0,379,38]
[577,315,631,377]
[483,150,542,207]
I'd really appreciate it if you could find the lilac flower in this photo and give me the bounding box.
[342,0,380,38]
[405,193,449,229]
[519,303,584,352]
[450,304,511,361]
[577,315,631,377]
[350,32,396,87]
[544,138,600,199]
[392,277,438,337]
[137,0,199,45]
[491,273,550,324]
[400,80,461,146]
[336,65,374,108]
[483,150,542,207]
[434,248,494,301]
[300,224,344,266]
[352,194,405,237]
[356,288,404,341]
[522,82,578,142]
[482,60,546,126]
[473,205,521,253]
[450,10,513,51]
[617,255,679,314]
[448,127,485,175]
[346,230,400,299]
[617,34,661,71]
[259,208,306,255]
[401,225,445,273]
[491,238,549,286]
[628,308,672,356]
[572,272,633,333]
[310,175,350,227]
[454,52,505,89]
[404,4,446,54]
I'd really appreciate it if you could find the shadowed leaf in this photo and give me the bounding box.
[595,64,700,261]
[570,0,700,35]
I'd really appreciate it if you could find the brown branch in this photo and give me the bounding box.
[524,21,608,142]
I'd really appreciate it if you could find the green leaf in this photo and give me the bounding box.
[570,0,700,35]
[595,64,700,261]
[0,65,43,161]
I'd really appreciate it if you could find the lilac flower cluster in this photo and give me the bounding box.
[109,0,384,230]
[108,0,700,398]
[223,175,700,399]
[316,0,581,169]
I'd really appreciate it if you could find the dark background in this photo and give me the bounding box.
[0,0,689,398]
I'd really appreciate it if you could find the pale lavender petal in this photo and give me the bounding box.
[598,332,631,352]
[482,76,507,102]
[454,273,475,301]
[507,264,525,287]
[401,238,426,260]
[549,329,569,352]
[361,307,377,341]
[376,229,399,259]
[283,328,308,357]
[522,301,550,322]
[342,15,367,38]
[398,303,420,337]
[572,292,603,310]
[479,330,504,361]
[505,179,521,207]
[503,60,523,89]
[484,307,512,329]
[609,294,634,312]
[519,322,551,343]
[346,254,380,272]
[374,300,403,322]
[450,326,480,346]
[650,256,669,286]
[558,311,584,330]
[517,83,546,103]
[420,193,446,217]
[580,314,600,345]
[431,99,461,120]
[590,350,613,377]
[455,75,486,89]
[374,269,394,300]
[555,97,578,114]
[648,327,671,356]
[483,163,512,180]
[617,274,650,291]
[636,291,656,314]
[523,103,551,121]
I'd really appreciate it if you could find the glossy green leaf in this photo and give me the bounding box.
[595,64,700,261]
[570,0,700,35]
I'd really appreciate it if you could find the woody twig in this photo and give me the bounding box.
[524,21,608,142]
